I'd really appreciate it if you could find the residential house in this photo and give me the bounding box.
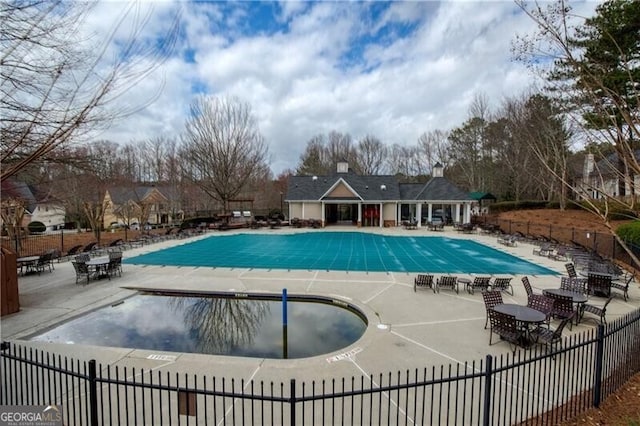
[286,162,474,227]
[103,185,183,229]
[1,179,65,232]
[577,152,640,200]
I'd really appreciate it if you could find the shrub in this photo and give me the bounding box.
[616,221,640,245]
[28,221,46,234]
[489,200,548,213]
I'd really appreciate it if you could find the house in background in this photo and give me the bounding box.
[286,161,473,227]
[102,185,183,229]
[1,179,65,232]
[577,152,640,200]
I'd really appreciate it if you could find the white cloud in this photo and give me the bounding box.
[85,0,599,175]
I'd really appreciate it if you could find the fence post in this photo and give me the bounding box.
[593,325,605,408]
[60,229,64,253]
[482,354,493,426]
[290,378,296,426]
[88,360,99,426]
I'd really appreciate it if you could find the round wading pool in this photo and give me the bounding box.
[30,290,368,359]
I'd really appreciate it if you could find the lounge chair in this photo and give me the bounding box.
[466,276,491,295]
[491,277,513,295]
[482,291,503,329]
[414,274,435,292]
[35,251,54,274]
[64,245,83,259]
[436,275,459,294]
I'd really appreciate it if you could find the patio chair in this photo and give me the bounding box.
[35,251,54,274]
[526,294,554,328]
[522,276,535,299]
[545,292,575,329]
[65,245,83,258]
[82,241,99,253]
[488,310,521,352]
[565,263,578,278]
[414,274,435,292]
[75,254,90,263]
[436,275,459,294]
[560,276,588,295]
[587,273,612,297]
[108,251,123,278]
[581,297,613,325]
[530,313,574,355]
[491,277,513,295]
[611,275,632,301]
[482,290,503,329]
[466,276,491,295]
[71,261,93,285]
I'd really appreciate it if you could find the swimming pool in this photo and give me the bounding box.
[31,291,368,359]
[126,232,554,275]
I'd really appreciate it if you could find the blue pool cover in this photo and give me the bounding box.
[125,232,555,275]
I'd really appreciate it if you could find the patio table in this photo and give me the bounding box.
[543,288,588,322]
[493,303,546,347]
[86,257,110,279]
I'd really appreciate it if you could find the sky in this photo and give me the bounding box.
[86,0,600,175]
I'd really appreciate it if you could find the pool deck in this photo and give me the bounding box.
[3,226,639,389]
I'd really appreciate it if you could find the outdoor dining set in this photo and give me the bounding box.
[71,251,123,285]
[414,260,633,353]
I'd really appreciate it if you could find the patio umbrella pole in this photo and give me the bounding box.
[282,289,288,359]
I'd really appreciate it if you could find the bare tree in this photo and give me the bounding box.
[417,130,450,172]
[355,135,387,175]
[0,0,179,182]
[181,96,269,213]
[514,0,640,266]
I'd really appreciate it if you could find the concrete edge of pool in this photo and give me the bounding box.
[2,227,638,396]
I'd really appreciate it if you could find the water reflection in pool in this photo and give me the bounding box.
[31,293,367,359]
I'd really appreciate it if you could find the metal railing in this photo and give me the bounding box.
[474,217,640,272]
[2,308,639,425]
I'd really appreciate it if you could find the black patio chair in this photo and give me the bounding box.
[611,275,633,301]
[526,294,554,328]
[488,310,521,352]
[530,313,574,355]
[71,261,93,285]
[436,275,459,294]
[482,291,503,329]
[108,251,123,278]
[560,276,588,295]
[522,276,535,299]
[581,297,613,325]
[491,277,513,295]
[466,276,491,295]
[565,263,578,278]
[587,273,612,297]
[544,292,575,329]
[414,274,435,293]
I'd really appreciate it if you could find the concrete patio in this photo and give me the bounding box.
[2,226,639,388]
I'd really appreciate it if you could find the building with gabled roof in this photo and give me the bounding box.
[285,161,474,227]
[1,179,65,231]
[102,185,183,229]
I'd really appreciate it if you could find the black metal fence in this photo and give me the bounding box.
[2,308,640,425]
[475,217,640,272]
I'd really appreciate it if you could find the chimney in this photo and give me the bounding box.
[433,162,444,178]
[337,161,348,173]
[583,154,594,183]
